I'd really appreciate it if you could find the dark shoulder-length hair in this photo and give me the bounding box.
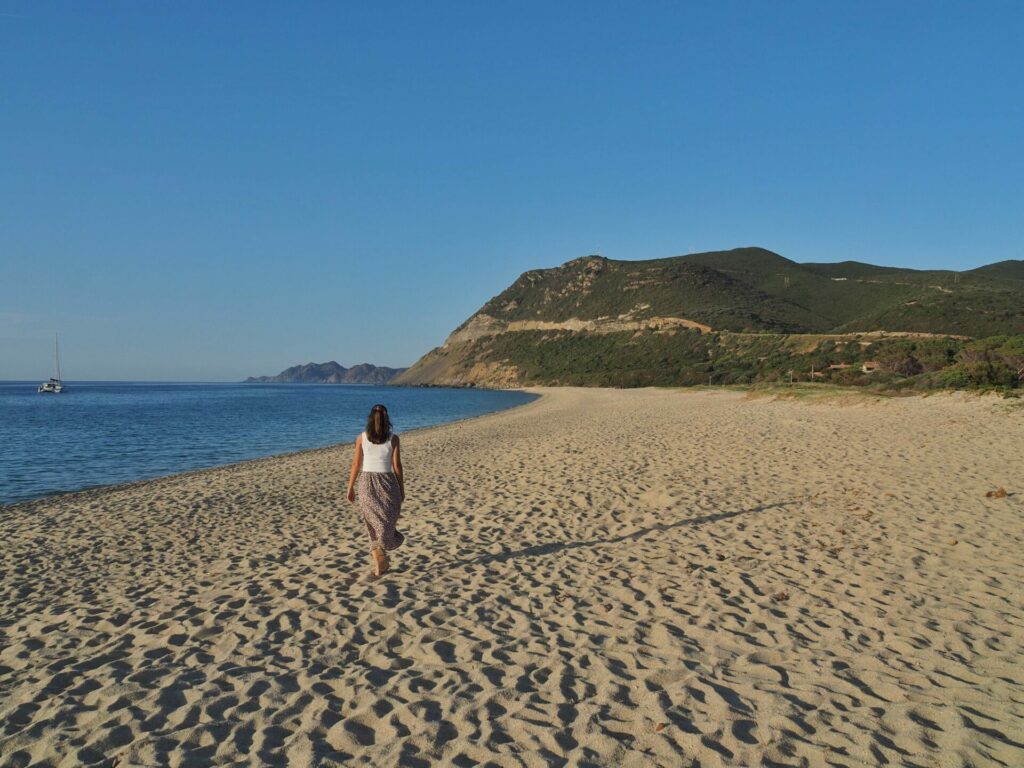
[365,403,393,444]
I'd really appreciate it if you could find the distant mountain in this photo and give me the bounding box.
[393,247,1024,387]
[245,362,407,385]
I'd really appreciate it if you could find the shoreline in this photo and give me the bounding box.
[5,383,1011,512]
[0,388,545,513]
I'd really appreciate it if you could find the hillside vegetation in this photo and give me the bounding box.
[393,248,1024,391]
[456,248,1024,337]
[399,329,1024,391]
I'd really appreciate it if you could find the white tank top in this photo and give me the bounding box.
[360,432,395,473]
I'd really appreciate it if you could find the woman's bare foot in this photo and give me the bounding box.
[371,547,389,577]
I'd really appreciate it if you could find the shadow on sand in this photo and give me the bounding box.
[427,500,795,573]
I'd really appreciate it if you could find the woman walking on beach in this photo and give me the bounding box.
[347,403,405,576]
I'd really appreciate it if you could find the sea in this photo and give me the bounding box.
[0,382,536,506]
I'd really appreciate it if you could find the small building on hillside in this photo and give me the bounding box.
[812,363,852,379]
[862,361,882,373]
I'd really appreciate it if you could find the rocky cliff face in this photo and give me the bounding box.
[391,343,523,388]
[245,362,406,384]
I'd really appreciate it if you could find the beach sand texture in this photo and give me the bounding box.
[1,388,1023,767]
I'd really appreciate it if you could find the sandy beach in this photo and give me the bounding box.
[1,387,1022,768]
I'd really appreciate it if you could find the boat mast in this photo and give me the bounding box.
[55,333,61,381]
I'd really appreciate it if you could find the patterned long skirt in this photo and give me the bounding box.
[356,471,405,552]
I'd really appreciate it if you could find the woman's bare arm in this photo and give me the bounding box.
[392,435,405,501]
[346,434,362,502]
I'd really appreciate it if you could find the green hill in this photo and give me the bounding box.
[459,247,1023,337]
[966,259,1024,281]
[393,248,1024,388]
[466,251,817,334]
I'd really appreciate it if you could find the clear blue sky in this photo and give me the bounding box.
[2,1,1021,380]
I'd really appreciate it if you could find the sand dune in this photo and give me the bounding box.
[2,387,1023,767]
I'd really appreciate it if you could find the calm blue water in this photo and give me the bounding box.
[0,382,536,506]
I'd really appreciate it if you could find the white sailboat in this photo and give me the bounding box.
[38,334,65,393]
